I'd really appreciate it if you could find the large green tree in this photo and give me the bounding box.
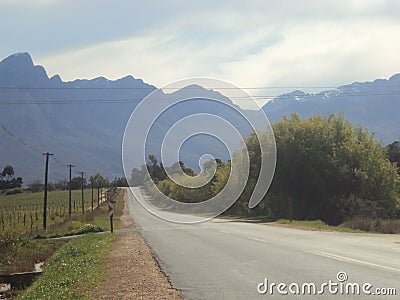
[268,113,399,224]
[386,141,400,174]
[0,164,22,190]
[1,164,14,179]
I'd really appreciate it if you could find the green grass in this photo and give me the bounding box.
[275,218,400,234]
[275,219,366,233]
[35,224,105,239]
[0,188,122,266]
[4,188,125,298]
[33,187,124,238]
[17,233,115,300]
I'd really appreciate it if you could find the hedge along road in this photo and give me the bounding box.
[128,187,400,300]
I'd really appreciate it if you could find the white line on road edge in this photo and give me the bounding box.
[219,230,230,234]
[308,251,400,273]
[248,237,270,244]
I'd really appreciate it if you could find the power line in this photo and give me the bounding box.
[0,86,339,90]
[52,156,66,168]
[0,91,399,105]
[1,122,82,177]
[0,123,111,188]
[0,123,42,153]
[0,123,65,166]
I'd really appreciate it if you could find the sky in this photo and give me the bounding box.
[1,0,400,106]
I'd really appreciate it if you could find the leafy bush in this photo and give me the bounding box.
[267,113,400,225]
[343,217,400,233]
[74,224,104,235]
[342,217,374,232]
[35,224,105,239]
[380,219,400,234]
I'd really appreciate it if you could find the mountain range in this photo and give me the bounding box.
[0,52,399,183]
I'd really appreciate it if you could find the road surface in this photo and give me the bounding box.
[127,188,400,299]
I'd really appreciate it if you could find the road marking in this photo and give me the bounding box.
[219,230,230,234]
[248,237,270,244]
[308,251,400,273]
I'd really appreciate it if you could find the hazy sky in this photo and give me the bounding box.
[1,0,400,99]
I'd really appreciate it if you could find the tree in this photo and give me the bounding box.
[2,164,14,179]
[89,173,109,188]
[386,141,400,174]
[112,176,128,187]
[268,113,399,224]
[131,168,145,186]
[28,180,43,192]
[70,176,87,190]
[142,115,400,225]
[146,155,167,183]
[0,164,22,190]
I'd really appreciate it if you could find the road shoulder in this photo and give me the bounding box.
[88,190,181,299]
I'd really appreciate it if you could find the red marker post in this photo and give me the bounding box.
[108,198,115,233]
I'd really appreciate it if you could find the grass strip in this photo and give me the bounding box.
[275,219,366,233]
[17,233,114,300]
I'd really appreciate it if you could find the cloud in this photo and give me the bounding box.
[218,19,400,87]
[24,0,400,109]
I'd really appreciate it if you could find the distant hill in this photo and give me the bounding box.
[0,52,399,183]
[0,52,155,183]
[262,75,400,144]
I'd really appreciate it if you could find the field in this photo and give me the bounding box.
[0,188,124,298]
[0,188,108,235]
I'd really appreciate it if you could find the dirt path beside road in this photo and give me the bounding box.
[88,191,181,299]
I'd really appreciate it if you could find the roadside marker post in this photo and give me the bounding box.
[108,197,115,233]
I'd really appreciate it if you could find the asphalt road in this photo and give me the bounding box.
[127,188,400,299]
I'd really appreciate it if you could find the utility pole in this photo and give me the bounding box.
[66,164,75,217]
[79,171,85,214]
[100,181,103,205]
[91,177,94,211]
[97,180,100,209]
[106,177,110,203]
[42,152,54,230]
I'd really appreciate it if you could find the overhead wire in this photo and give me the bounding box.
[0,123,42,154]
[0,90,399,105]
[0,123,84,176]
[0,86,339,90]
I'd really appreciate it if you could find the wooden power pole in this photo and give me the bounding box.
[97,180,100,209]
[67,164,75,217]
[79,171,85,214]
[91,177,94,211]
[42,152,54,230]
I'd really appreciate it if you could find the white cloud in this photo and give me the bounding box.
[32,1,400,109]
[218,19,400,89]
